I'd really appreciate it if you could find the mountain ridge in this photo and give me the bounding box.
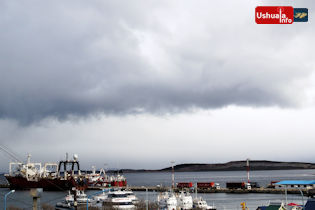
[118,160,315,173]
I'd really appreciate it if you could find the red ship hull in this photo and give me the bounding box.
[5,175,79,191]
[110,180,127,187]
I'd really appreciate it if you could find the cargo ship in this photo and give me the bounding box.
[4,154,88,191]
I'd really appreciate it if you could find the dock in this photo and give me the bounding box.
[88,186,309,195]
[1,184,310,195]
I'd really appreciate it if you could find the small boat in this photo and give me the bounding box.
[193,197,216,209]
[256,201,287,210]
[287,203,304,210]
[65,190,91,204]
[93,191,108,202]
[193,187,216,209]
[157,191,177,210]
[103,190,135,209]
[177,191,193,210]
[55,201,97,210]
[93,189,139,205]
[55,190,93,210]
[55,202,74,210]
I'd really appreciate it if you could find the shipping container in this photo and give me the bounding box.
[177,182,193,188]
[226,182,246,189]
[197,182,215,189]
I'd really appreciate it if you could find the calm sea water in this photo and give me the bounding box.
[123,169,315,187]
[1,169,315,209]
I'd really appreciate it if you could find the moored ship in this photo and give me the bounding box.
[87,166,127,188]
[5,154,87,191]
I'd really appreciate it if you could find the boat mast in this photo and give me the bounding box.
[195,183,197,199]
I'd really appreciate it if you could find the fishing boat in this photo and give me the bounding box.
[193,186,216,209]
[193,197,216,209]
[109,174,128,187]
[55,189,94,210]
[65,190,91,204]
[86,166,127,188]
[177,191,193,210]
[87,166,108,187]
[157,191,177,210]
[5,154,87,191]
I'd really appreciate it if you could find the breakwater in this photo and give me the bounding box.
[2,184,307,195]
[1,183,309,195]
[88,186,308,195]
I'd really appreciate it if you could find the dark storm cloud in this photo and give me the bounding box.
[0,0,314,124]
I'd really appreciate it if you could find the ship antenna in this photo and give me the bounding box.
[27,153,31,164]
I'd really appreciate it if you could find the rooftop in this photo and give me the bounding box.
[276,180,315,185]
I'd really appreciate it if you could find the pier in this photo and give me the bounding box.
[1,184,310,195]
[88,186,309,195]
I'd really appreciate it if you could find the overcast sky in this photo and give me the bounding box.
[0,0,315,171]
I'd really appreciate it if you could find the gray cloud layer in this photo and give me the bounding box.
[0,0,314,124]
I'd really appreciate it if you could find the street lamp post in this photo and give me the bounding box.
[297,188,305,209]
[145,187,148,210]
[4,190,15,210]
[141,186,148,210]
[246,158,250,183]
[171,161,175,189]
[285,185,288,208]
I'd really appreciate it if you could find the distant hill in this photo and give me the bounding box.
[120,160,315,173]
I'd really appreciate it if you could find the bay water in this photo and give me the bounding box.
[1,169,315,209]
